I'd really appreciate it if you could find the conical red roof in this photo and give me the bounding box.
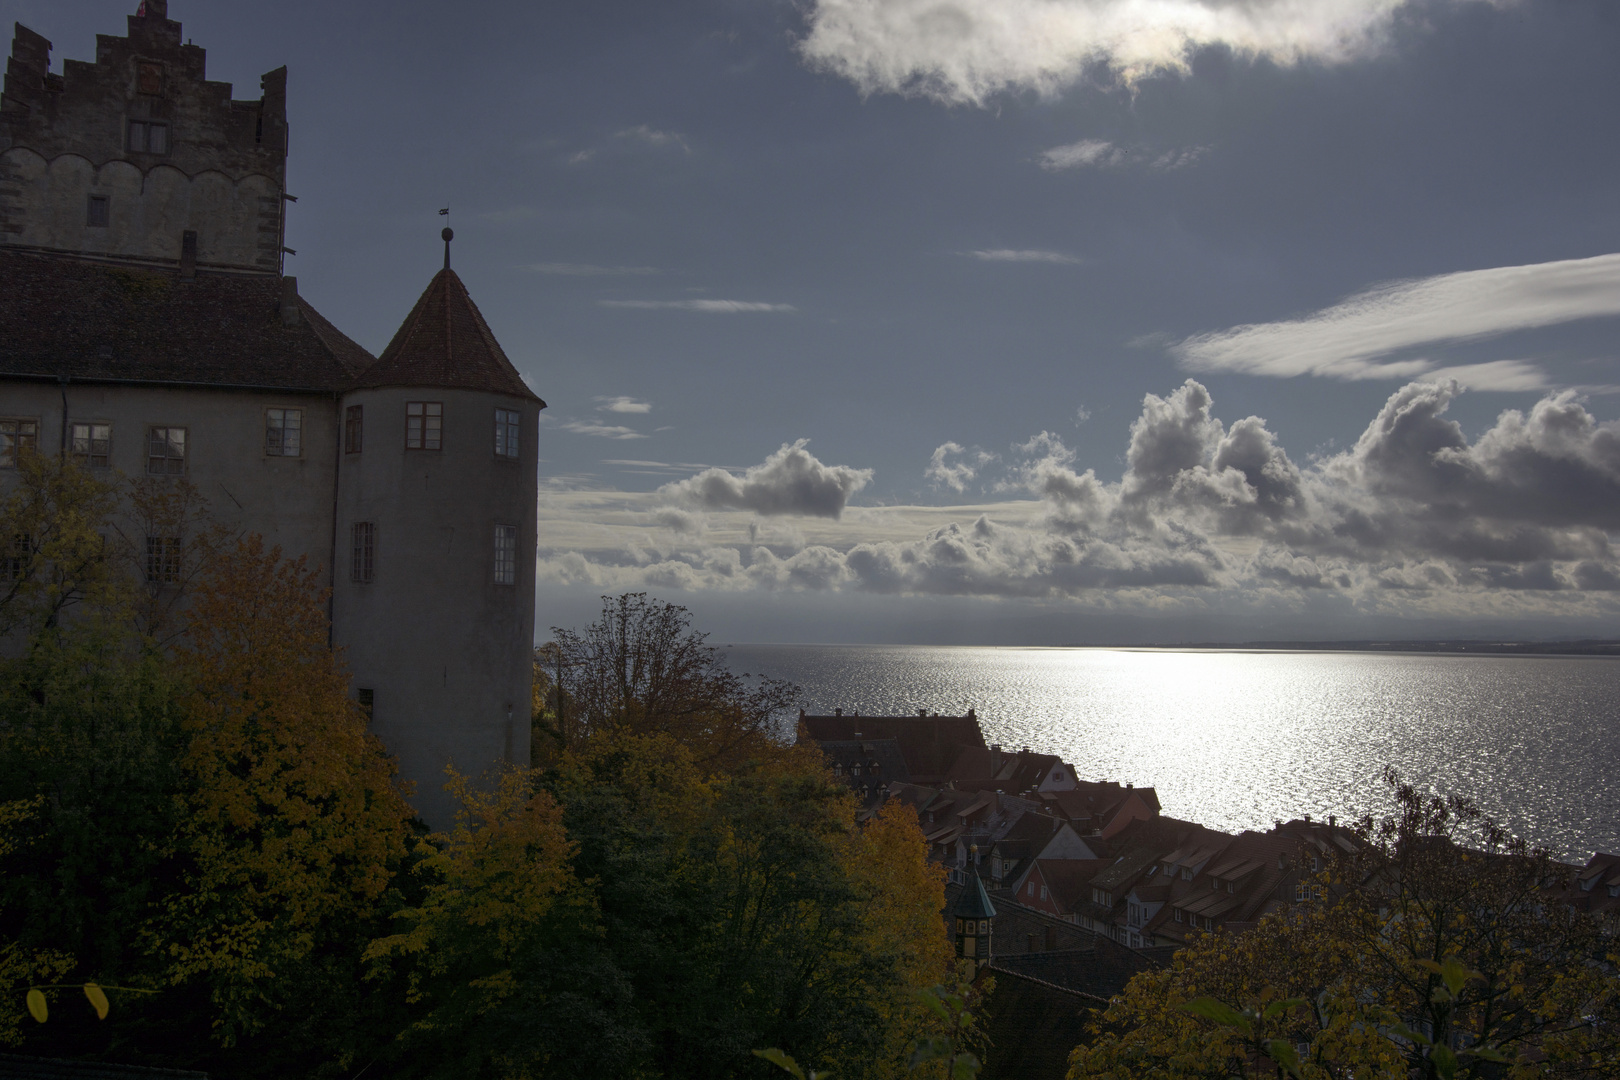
[355,269,542,403]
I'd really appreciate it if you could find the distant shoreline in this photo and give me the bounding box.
[725,640,1620,656]
[1106,640,1620,656]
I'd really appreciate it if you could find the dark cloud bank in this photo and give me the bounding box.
[541,380,1620,634]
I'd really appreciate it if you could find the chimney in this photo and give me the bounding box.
[834,708,842,717]
[179,230,197,278]
[280,276,301,326]
[918,708,927,717]
[1328,814,1336,828]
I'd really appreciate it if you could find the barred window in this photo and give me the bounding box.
[87,195,110,228]
[495,408,520,459]
[147,426,186,475]
[71,422,112,467]
[406,402,442,450]
[145,536,182,584]
[4,534,30,583]
[0,419,39,468]
[351,522,375,583]
[494,524,517,585]
[345,405,363,454]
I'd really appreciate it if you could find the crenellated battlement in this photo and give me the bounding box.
[0,3,289,273]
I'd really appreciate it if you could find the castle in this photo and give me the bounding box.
[0,1,541,825]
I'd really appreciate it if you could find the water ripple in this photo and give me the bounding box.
[727,645,1620,862]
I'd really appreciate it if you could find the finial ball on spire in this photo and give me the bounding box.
[442,227,453,243]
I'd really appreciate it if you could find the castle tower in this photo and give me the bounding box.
[0,0,290,274]
[332,235,544,827]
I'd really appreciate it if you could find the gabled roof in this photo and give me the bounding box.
[357,268,542,403]
[0,250,370,391]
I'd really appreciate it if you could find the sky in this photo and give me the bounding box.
[10,0,1620,644]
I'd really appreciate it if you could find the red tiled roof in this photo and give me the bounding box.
[0,249,369,391]
[358,268,541,403]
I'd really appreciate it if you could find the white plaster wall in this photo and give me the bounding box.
[332,386,538,827]
[0,381,338,565]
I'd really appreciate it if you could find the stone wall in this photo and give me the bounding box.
[0,2,287,272]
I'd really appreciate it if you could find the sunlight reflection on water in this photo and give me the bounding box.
[725,645,1620,862]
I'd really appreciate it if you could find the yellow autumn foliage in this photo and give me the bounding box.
[157,536,413,1036]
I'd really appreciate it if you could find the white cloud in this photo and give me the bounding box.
[967,248,1083,264]
[599,299,797,313]
[1173,253,1620,383]
[597,396,652,414]
[561,420,648,440]
[1041,139,1126,169]
[797,0,1503,105]
[1040,139,1207,171]
[927,442,996,492]
[520,262,660,276]
[539,380,1620,616]
[661,440,874,518]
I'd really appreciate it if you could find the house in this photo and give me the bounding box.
[814,737,909,811]
[944,744,1078,795]
[796,707,986,783]
[0,3,541,826]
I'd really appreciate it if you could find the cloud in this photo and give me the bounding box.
[597,396,652,414]
[1173,253,1620,383]
[599,300,797,313]
[926,442,996,492]
[967,248,1083,264]
[539,380,1620,616]
[661,440,874,518]
[617,125,690,151]
[797,0,1503,105]
[1039,139,1207,171]
[1041,139,1125,170]
[520,262,660,276]
[561,421,648,440]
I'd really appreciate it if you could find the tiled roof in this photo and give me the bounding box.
[357,268,541,403]
[977,967,1098,1080]
[799,710,986,781]
[0,250,369,391]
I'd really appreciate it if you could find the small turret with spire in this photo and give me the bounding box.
[951,844,997,971]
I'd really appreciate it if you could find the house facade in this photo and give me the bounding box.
[0,3,543,826]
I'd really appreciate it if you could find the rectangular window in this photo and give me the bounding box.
[265,408,302,457]
[71,422,111,467]
[495,408,520,459]
[127,119,168,154]
[146,426,186,475]
[345,405,363,454]
[86,195,110,228]
[406,402,442,450]
[145,536,182,584]
[493,524,517,585]
[351,522,375,583]
[0,419,39,468]
[4,534,30,583]
[356,687,374,717]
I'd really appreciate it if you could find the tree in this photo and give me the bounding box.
[1067,770,1620,1080]
[550,594,799,770]
[159,536,415,1048]
[0,447,128,639]
[362,768,627,1080]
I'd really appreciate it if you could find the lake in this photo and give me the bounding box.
[724,644,1620,862]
